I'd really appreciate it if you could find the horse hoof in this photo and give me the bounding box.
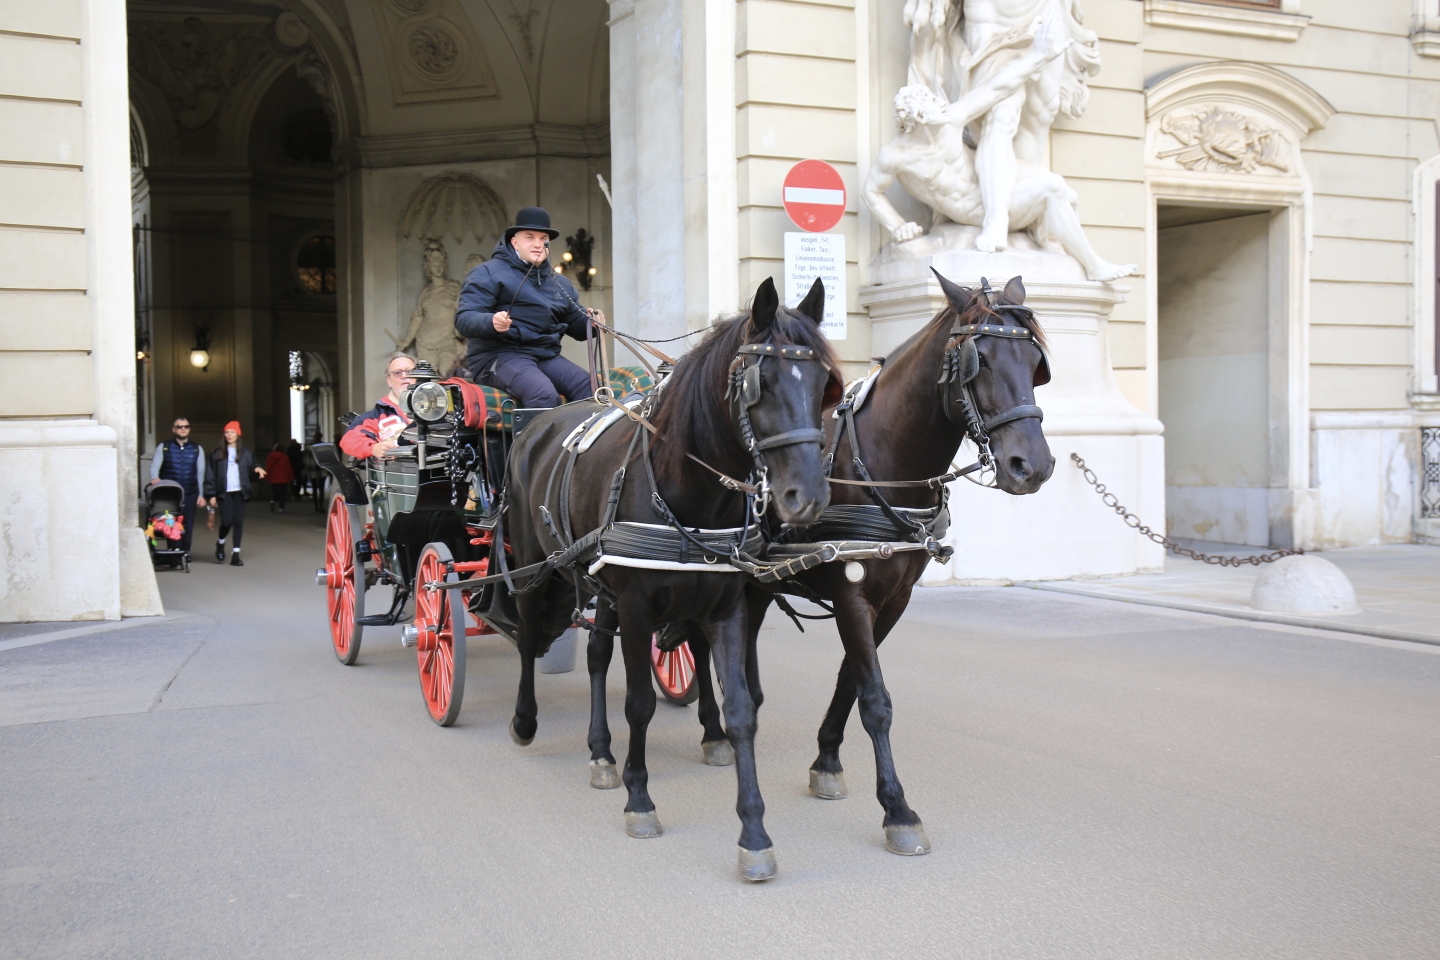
[809,769,848,799]
[884,823,932,856]
[702,740,735,766]
[624,810,663,839]
[589,760,621,790]
[737,846,777,883]
[509,717,535,747]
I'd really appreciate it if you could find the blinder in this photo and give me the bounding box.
[937,315,1048,466]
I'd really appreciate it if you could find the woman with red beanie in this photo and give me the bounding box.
[203,421,266,565]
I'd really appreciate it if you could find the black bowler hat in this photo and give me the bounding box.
[504,206,560,244]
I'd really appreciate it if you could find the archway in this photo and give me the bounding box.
[1145,62,1334,549]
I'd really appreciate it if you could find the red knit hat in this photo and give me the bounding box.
[224,420,242,436]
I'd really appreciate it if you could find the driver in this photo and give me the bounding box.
[340,352,415,459]
[455,206,605,408]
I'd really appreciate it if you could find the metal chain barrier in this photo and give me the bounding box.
[1070,453,1303,567]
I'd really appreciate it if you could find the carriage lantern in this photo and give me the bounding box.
[399,360,453,423]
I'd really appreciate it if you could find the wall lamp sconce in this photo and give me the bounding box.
[556,228,598,291]
[190,327,211,371]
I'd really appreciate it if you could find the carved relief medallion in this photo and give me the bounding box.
[1157,107,1290,174]
[369,0,497,103]
[404,22,463,82]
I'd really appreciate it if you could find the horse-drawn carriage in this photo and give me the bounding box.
[311,360,696,725]
[311,273,1054,881]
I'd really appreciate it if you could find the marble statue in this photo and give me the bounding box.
[866,2,1134,282]
[391,238,467,376]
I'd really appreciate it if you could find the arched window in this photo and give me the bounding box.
[296,235,336,294]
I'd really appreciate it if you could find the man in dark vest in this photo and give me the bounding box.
[455,206,604,408]
[149,416,207,553]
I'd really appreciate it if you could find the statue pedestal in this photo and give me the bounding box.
[860,242,1166,582]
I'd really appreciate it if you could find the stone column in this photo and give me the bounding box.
[608,0,736,346]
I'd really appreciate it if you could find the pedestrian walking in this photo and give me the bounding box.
[265,443,296,512]
[285,439,303,498]
[204,421,266,566]
[148,417,207,554]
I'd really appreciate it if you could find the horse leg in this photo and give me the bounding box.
[616,604,663,838]
[509,591,545,746]
[831,595,929,855]
[587,599,621,789]
[687,626,733,766]
[810,597,904,800]
[809,658,857,800]
[703,614,776,882]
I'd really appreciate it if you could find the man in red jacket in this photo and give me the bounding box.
[340,353,415,459]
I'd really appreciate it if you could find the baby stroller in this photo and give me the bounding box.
[145,480,191,573]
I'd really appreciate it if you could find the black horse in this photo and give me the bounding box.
[680,273,1055,856]
[502,277,840,881]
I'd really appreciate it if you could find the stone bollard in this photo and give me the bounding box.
[1250,555,1360,615]
[537,627,578,674]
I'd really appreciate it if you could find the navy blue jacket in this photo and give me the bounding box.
[454,240,590,377]
[154,439,204,498]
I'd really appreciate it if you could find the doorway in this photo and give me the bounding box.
[1156,203,1280,547]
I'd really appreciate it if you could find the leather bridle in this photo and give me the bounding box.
[725,341,838,516]
[937,307,1049,473]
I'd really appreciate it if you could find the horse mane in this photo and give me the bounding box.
[883,280,1049,378]
[935,287,1048,350]
[649,306,839,487]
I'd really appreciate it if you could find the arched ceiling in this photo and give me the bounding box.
[128,0,610,169]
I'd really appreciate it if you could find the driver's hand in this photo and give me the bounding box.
[492,311,512,333]
[372,438,398,458]
[589,309,606,325]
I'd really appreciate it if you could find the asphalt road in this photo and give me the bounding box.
[3,508,1438,959]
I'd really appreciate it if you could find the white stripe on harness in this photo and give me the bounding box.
[834,364,882,418]
[562,396,645,453]
[587,556,744,575]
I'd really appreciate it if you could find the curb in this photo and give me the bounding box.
[0,613,195,654]
[1022,582,1440,649]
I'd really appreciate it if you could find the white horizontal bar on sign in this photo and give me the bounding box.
[784,187,844,206]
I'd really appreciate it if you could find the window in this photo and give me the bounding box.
[296,235,336,294]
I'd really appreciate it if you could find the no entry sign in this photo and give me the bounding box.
[782,160,846,233]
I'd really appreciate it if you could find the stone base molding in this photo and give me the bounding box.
[0,421,161,622]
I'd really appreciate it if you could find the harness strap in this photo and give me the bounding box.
[983,403,1043,433]
[753,427,824,451]
[597,391,760,495]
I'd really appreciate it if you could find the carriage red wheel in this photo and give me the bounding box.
[651,635,698,706]
[323,493,364,664]
[414,542,467,726]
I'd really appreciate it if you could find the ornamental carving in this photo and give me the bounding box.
[405,22,463,81]
[368,0,497,103]
[128,17,272,155]
[1157,107,1290,174]
[398,173,508,244]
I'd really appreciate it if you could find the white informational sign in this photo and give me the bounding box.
[783,232,846,340]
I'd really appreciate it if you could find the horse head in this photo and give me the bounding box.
[733,276,840,526]
[931,270,1055,495]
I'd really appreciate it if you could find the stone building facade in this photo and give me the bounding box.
[3,0,1438,619]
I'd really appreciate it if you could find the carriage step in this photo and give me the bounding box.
[357,614,397,626]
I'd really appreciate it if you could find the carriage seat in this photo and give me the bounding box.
[474,365,656,431]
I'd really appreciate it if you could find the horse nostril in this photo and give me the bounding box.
[1007,455,1032,481]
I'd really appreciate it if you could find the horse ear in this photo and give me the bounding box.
[930,267,973,313]
[1003,275,1026,305]
[795,277,825,324]
[752,277,778,334]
